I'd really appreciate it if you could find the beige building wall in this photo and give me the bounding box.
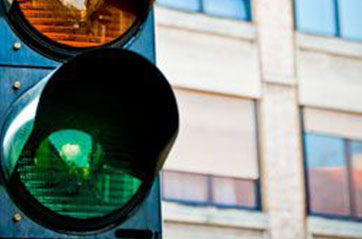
[154,0,362,238]
[297,34,362,113]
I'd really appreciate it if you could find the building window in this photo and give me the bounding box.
[162,170,260,209]
[161,89,260,210]
[305,134,351,216]
[156,0,252,21]
[303,107,362,220]
[294,0,362,41]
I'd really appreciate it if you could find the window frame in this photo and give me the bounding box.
[302,109,362,222]
[161,170,262,211]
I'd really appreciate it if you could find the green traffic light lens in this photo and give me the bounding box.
[14,129,142,219]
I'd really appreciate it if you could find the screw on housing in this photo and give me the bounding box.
[13,213,22,222]
[13,42,21,50]
[12,81,21,90]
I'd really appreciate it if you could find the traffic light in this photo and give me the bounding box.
[3,0,154,60]
[0,0,178,238]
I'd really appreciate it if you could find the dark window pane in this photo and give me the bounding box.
[339,0,362,41]
[157,0,201,12]
[351,141,362,217]
[212,177,256,207]
[295,0,337,36]
[162,171,209,203]
[202,0,250,20]
[305,134,350,216]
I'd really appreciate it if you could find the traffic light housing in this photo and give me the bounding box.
[0,0,177,237]
[1,48,178,232]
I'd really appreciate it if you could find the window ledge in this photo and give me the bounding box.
[154,6,256,42]
[297,33,362,60]
[309,216,362,239]
[162,201,267,231]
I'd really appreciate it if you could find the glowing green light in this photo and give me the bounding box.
[14,130,142,219]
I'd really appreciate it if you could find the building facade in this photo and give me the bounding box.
[154,0,362,239]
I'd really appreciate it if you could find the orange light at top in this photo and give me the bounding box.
[17,0,143,47]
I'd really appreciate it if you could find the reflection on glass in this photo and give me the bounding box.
[212,176,255,207]
[339,0,362,41]
[162,170,258,208]
[351,141,362,217]
[305,134,351,216]
[294,0,337,36]
[162,171,209,202]
[10,130,142,219]
[16,0,142,47]
[156,0,251,20]
[203,0,250,20]
[156,0,201,12]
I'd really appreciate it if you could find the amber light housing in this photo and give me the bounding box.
[3,0,153,59]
